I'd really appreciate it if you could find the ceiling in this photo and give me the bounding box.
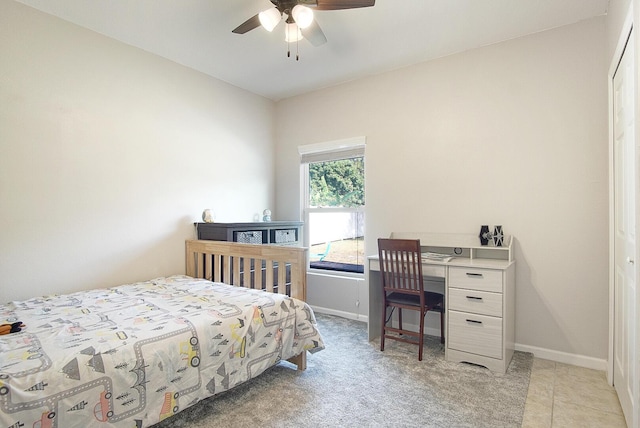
[15,0,609,101]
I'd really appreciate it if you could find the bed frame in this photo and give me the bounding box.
[185,239,309,369]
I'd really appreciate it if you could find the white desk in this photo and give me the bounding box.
[368,232,516,373]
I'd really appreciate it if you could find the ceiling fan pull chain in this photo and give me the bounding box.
[296,37,299,61]
[286,24,291,58]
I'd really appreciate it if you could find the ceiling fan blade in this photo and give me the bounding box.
[232,14,261,34]
[301,19,327,47]
[313,0,375,10]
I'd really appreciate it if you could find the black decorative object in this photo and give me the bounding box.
[493,225,504,247]
[479,225,491,246]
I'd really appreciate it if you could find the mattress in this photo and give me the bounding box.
[0,275,324,427]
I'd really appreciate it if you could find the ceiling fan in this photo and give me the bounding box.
[232,0,375,59]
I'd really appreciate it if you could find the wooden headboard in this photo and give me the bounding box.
[185,239,308,302]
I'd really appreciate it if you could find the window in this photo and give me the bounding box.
[299,138,365,274]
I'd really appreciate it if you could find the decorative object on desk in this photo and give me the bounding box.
[493,225,504,246]
[262,209,272,222]
[479,225,492,246]
[202,209,215,223]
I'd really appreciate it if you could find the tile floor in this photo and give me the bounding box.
[521,358,628,427]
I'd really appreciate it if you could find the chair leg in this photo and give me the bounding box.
[418,311,425,361]
[440,308,445,344]
[398,308,403,333]
[380,304,386,352]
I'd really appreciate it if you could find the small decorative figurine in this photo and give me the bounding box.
[202,209,215,223]
[493,225,504,247]
[262,209,271,222]
[0,321,25,335]
[479,225,492,246]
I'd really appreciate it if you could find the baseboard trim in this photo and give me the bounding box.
[311,307,444,339]
[311,306,368,324]
[515,343,607,371]
[311,308,608,371]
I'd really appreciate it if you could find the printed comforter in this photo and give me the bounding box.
[0,275,324,428]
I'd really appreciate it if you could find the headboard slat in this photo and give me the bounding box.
[185,240,307,301]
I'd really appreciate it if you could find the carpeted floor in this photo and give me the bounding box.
[154,313,532,428]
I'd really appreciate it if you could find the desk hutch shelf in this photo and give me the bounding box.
[390,232,513,263]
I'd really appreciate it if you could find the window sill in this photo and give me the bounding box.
[308,261,364,278]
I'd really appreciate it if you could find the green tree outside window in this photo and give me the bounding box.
[309,157,364,208]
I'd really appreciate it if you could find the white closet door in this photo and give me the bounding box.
[613,29,637,428]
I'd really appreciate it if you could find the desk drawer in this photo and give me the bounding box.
[448,310,502,359]
[368,260,445,278]
[424,264,446,278]
[449,267,502,293]
[449,288,502,317]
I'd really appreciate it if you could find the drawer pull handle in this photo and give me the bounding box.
[466,319,483,324]
[466,296,483,301]
[466,273,484,278]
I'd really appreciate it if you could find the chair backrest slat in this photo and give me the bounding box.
[378,238,424,295]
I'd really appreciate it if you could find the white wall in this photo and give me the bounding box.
[0,0,618,363]
[607,0,632,61]
[275,18,609,360]
[0,1,276,302]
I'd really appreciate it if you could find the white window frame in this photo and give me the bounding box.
[299,137,366,276]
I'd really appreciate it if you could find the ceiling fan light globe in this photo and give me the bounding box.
[259,7,281,32]
[291,5,314,29]
[284,22,303,42]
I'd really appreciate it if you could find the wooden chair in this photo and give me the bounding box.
[378,238,444,361]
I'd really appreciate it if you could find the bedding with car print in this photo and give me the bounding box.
[0,275,324,428]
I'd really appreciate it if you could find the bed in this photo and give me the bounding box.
[0,240,324,428]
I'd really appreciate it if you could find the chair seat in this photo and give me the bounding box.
[386,291,443,309]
